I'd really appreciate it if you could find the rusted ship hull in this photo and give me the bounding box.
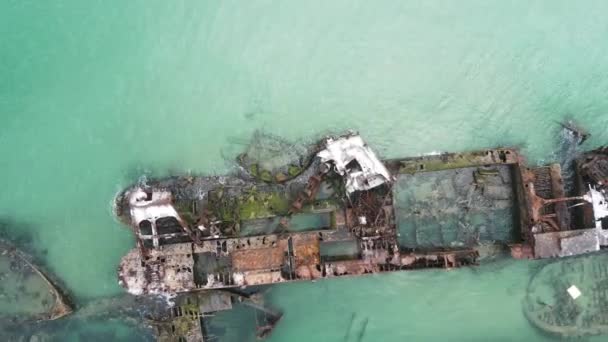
[115,134,608,296]
[0,239,72,323]
[112,133,608,340]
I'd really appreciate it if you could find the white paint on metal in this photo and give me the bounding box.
[583,187,608,229]
[567,285,582,300]
[317,135,391,193]
[128,188,182,227]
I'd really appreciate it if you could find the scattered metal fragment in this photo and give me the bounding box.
[559,120,590,145]
[578,146,608,187]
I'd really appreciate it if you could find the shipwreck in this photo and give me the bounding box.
[113,132,608,340]
[0,238,72,325]
[525,251,608,338]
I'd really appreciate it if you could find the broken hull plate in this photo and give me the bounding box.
[524,251,608,338]
[0,240,72,323]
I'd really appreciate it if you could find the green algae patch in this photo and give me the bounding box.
[399,154,482,174]
[259,170,273,183]
[398,150,517,174]
[208,189,241,223]
[248,164,259,178]
[208,187,291,223]
[288,165,302,177]
[172,200,199,226]
[238,191,290,220]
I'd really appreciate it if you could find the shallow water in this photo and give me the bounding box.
[2,0,608,340]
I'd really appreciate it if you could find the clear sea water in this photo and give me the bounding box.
[2,0,608,340]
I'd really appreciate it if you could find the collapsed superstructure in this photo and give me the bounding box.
[114,132,608,340]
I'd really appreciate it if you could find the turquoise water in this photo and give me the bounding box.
[2,0,608,340]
